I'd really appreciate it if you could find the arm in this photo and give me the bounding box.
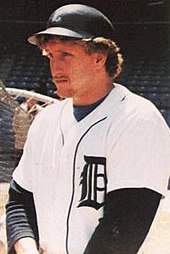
[84,188,161,254]
[6,180,39,254]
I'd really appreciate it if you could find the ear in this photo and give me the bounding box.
[94,52,107,68]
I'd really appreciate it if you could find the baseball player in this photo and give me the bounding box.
[6,4,170,254]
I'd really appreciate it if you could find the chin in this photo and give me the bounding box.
[56,90,73,99]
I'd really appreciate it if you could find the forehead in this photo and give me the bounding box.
[41,40,85,53]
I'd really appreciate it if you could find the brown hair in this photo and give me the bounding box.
[81,37,123,79]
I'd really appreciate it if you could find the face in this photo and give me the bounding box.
[42,40,109,105]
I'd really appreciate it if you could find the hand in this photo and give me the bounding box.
[14,237,39,254]
[0,240,6,254]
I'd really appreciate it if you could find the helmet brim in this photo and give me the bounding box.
[28,27,93,45]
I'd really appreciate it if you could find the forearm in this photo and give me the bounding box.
[6,180,39,253]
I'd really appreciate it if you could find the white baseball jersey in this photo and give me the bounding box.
[13,84,170,254]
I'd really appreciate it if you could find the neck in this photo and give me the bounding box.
[73,80,114,106]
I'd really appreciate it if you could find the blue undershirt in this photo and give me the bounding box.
[73,95,107,122]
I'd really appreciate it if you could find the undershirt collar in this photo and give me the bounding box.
[73,94,108,122]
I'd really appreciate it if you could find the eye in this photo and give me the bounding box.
[61,51,72,58]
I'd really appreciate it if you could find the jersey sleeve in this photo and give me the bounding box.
[12,102,61,192]
[106,106,170,195]
[12,112,43,191]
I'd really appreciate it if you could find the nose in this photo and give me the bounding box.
[50,57,59,72]
[49,57,64,77]
[49,58,67,86]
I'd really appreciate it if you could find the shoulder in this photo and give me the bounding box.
[127,91,167,128]
[34,99,70,122]
[113,84,164,120]
[27,99,71,134]
[107,84,169,135]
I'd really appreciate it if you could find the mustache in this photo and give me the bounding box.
[52,75,68,82]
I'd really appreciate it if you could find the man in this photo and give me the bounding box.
[6,4,170,254]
